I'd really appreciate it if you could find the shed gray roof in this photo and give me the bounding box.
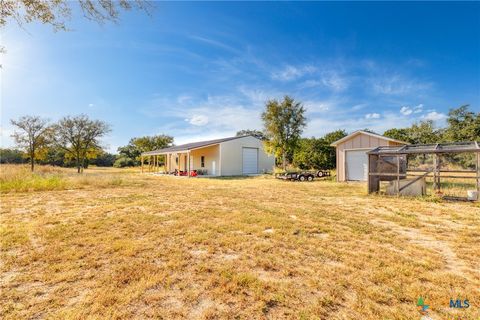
[367,141,480,155]
[141,135,254,156]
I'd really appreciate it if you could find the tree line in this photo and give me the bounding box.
[258,99,479,170]
[4,115,111,172]
[1,114,175,172]
[383,105,479,144]
[2,103,478,172]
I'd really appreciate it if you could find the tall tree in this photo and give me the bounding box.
[444,105,480,142]
[262,96,306,170]
[236,129,267,140]
[51,114,111,173]
[408,120,440,144]
[10,115,50,171]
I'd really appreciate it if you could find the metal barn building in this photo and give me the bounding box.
[141,135,275,176]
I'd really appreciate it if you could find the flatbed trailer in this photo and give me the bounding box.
[275,170,331,182]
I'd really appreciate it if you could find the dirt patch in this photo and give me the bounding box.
[189,297,216,319]
[371,219,476,279]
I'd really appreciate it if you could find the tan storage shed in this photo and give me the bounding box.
[330,131,407,182]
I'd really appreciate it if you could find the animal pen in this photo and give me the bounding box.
[367,142,480,200]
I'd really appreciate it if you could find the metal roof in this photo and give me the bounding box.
[367,141,480,155]
[330,130,408,146]
[141,135,255,156]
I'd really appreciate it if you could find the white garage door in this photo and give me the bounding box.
[242,148,258,174]
[346,150,368,181]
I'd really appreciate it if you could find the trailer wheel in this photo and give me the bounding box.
[307,175,314,181]
[298,175,306,182]
[317,170,324,177]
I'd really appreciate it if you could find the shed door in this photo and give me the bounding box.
[346,150,368,181]
[242,148,258,174]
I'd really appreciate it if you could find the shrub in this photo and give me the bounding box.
[113,157,135,168]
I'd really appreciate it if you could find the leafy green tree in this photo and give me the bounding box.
[323,130,347,145]
[262,96,306,170]
[10,115,50,171]
[38,146,68,167]
[51,114,111,173]
[385,121,441,145]
[408,120,441,144]
[383,128,412,143]
[293,138,327,170]
[236,129,266,140]
[442,105,479,169]
[0,148,26,164]
[118,135,173,165]
[114,156,135,168]
[444,105,480,142]
[90,152,116,167]
[293,130,346,170]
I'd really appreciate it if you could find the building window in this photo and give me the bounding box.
[175,157,178,165]
[201,156,205,168]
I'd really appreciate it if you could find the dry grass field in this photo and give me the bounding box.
[1,165,479,319]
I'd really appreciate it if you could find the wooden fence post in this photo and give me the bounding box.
[433,154,441,193]
[476,152,479,194]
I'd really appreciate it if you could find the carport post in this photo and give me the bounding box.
[187,151,191,178]
[165,154,168,173]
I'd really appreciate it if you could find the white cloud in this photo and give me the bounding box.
[238,86,280,107]
[371,74,432,96]
[400,106,413,115]
[271,65,316,81]
[88,103,94,107]
[400,104,424,116]
[413,104,423,113]
[177,95,192,104]
[299,70,348,92]
[421,111,447,122]
[365,113,380,119]
[320,71,348,92]
[351,103,368,111]
[300,79,322,88]
[305,102,329,113]
[141,91,264,142]
[188,35,239,54]
[304,99,340,114]
[186,115,209,126]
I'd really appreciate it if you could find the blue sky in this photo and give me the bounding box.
[1,2,479,152]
